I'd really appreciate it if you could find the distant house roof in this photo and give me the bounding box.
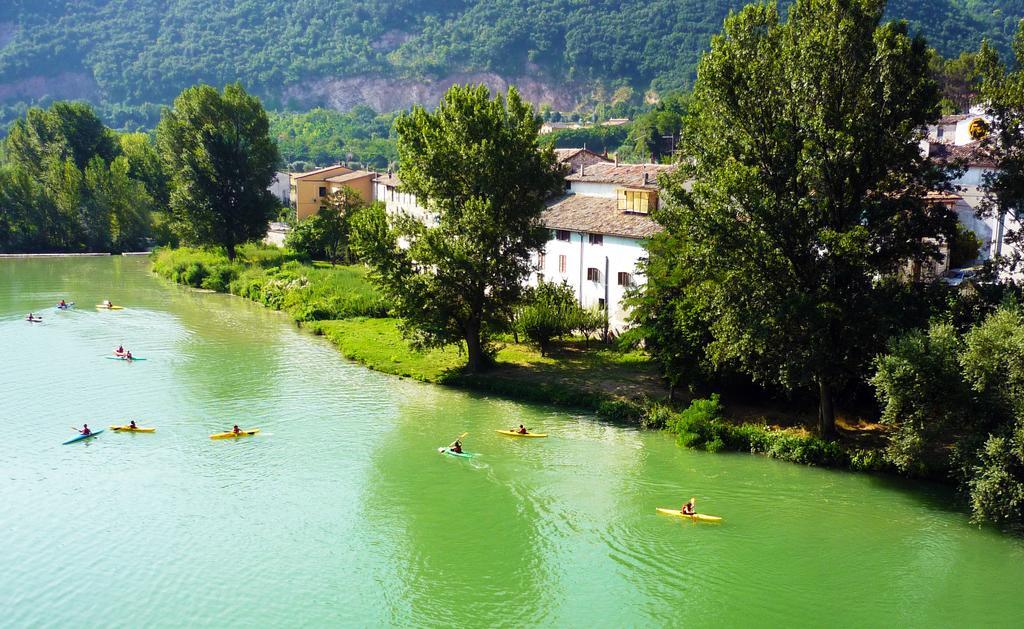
[292,164,352,180]
[565,162,676,189]
[325,170,375,183]
[542,195,661,240]
[927,141,996,168]
[937,114,971,125]
[375,173,401,187]
[553,148,611,164]
[925,190,963,204]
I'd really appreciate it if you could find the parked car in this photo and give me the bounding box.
[942,267,980,287]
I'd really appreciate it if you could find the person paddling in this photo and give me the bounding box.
[115,345,125,355]
[80,424,92,436]
[124,350,133,361]
[450,439,463,454]
[232,424,242,435]
[516,424,529,435]
[58,299,68,309]
[681,497,696,516]
[129,420,137,430]
[103,299,113,308]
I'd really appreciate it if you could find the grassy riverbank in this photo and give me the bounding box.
[152,245,889,473]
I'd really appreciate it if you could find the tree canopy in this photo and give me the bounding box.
[0,101,160,252]
[640,0,955,437]
[156,83,280,259]
[353,84,563,372]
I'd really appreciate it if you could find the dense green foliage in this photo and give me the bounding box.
[269,107,398,169]
[0,101,161,252]
[286,188,369,264]
[352,85,563,372]
[873,306,1024,528]
[151,245,388,320]
[156,84,280,259]
[656,395,854,467]
[0,0,1020,132]
[639,0,954,438]
[518,279,586,356]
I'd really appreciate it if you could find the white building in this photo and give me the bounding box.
[923,107,1022,269]
[373,156,674,334]
[533,162,675,332]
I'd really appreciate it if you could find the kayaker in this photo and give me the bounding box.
[125,350,133,361]
[58,299,68,308]
[129,420,137,430]
[516,424,529,435]
[681,498,696,516]
[450,439,463,454]
[232,425,242,435]
[115,345,125,355]
[80,424,91,436]
[103,299,113,308]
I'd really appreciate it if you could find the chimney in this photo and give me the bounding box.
[614,154,618,166]
[643,172,649,186]
[580,163,585,177]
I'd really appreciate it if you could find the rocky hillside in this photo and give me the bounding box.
[0,0,1020,123]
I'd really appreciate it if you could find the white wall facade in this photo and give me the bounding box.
[374,181,437,226]
[531,230,647,333]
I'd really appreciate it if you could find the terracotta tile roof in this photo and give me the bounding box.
[292,164,352,179]
[325,170,375,183]
[937,114,971,125]
[554,148,612,164]
[925,190,963,203]
[542,194,662,240]
[564,162,676,189]
[374,173,401,187]
[927,141,996,168]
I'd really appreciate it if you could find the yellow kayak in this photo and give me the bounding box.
[110,425,156,433]
[656,508,723,522]
[496,430,548,438]
[210,428,260,440]
[95,304,125,310]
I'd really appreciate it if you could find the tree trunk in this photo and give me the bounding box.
[225,241,237,261]
[465,319,485,373]
[818,378,836,440]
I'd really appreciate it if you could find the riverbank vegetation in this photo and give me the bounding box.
[0,102,165,253]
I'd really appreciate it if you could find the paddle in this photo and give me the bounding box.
[445,431,469,451]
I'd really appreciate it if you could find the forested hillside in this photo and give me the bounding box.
[0,0,1020,131]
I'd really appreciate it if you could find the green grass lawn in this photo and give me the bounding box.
[308,317,664,412]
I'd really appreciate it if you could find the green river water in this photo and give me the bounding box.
[2,256,1023,627]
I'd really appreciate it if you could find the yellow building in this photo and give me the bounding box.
[290,165,376,220]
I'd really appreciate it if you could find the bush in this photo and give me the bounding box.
[153,246,389,322]
[968,428,1024,527]
[664,395,848,466]
[518,279,583,355]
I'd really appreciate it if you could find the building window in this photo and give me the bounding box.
[318,186,327,197]
[937,126,944,139]
[558,255,567,274]
[598,298,606,310]
[617,188,656,214]
[587,267,601,282]
[588,233,603,245]
[536,253,545,271]
[555,229,571,242]
[617,272,634,287]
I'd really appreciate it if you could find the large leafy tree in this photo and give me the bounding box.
[156,83,279,259]
[353,85,562,372]
[977,20,1024,273]
[645,0,953,437]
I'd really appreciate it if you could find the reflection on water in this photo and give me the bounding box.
[1,257,1023,627]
